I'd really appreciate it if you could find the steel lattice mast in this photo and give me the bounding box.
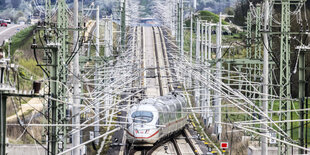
[278,0,291,154]
[49,0,69,154]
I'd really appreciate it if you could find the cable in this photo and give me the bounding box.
[11,96,52,154]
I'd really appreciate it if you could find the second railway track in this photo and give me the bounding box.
[123,26,204,155]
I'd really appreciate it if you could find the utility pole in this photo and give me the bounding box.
[188,0,194,91]
[176,2,180,45]
[214,12,222,140]
[0,53,16,155]
[109,16,113,57]
[246,11,252,99]
[104,17,109,57]
[203,22,208,124]
[254,6,262,101]
[195,18,200,108]
[195,18,200,64]
[0,93,7,155]
[206,22,212,126]
[190,11,193,64]
[94,5,100,145]
[72,0,81,154]
[208,23,212,60]
[49,0,69,153]
[180,0,184,56]
[262,0,269,154]
[278,0,291,154]
[201,22,204,62]
[298,46,305,154]
[45,0,51,24]
[121,0,126,50]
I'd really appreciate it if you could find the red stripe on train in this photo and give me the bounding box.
[127,130,159,139]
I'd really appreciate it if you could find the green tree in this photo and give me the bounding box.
[232,0,262,26]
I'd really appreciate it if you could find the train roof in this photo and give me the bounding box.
[133,94,187,112]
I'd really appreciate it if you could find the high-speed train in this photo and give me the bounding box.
[126,94,188,144]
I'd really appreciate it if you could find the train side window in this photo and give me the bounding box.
[164,114,169,123]
[161,106,167,123]
[156,106,162,125]
[164,105,170,122]
[159,112,164,125]
[176,102,182,118]
[172,111,176,121]
[169,104,175,121]
[177,109,182,118]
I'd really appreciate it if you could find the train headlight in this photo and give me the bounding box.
[145,129,150,134]
[135,130,138,134]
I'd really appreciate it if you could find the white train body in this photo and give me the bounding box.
[126,94,187,144]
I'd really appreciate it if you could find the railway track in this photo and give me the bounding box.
[127,128,199,155]
[157,27,174,92]
[152,26,164,96]
[147,129,200,155]
[122,27,204,155]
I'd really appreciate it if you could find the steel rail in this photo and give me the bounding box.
[152,26,164,96]
[157,26,174,92]
[171,137,182,155]
[183,129,199,155]
[145,131,180,155]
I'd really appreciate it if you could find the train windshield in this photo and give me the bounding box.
[131,111,153,123]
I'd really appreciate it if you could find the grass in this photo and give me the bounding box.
[4,25,35,56]
[221,99,310,142]
[183,29,245,63]
[185,10,229,28]
[18,58,43,77]
[270,100,310,142]
[199,10,229,25]
[3,24,43,87]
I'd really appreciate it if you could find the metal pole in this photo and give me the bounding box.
[94,5,100,145]
[190,11,193,64]
[121,0,126,50]
[50,0,69,152]
[200,22,204,121]
[201,22,204,62]
[8,39,10,58]
[109,16,113,56]
[188,1,193,89]
[72,0,81,154]
[180,0,184,56]
[104,18,109,57]
[72,0,81,151]
[0,93,6,155]
[279,1,291,154]
[195,18,200,108]
[246,11,252,99]
[208,23,211,60]
[50,48,58,155]
[176,2,180,45]
[206,22,212,126]
[298,51,305,154]
[215,13,222,140]
[203,22,208,123]
[195,18,200,63]
[204,22,207,61]
[262,1,269,154]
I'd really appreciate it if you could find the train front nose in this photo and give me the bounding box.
[127,125,158,144]
[133,128,151,137]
